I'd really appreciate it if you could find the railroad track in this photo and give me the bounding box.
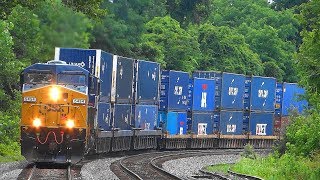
[18,163,75,180]
[111,149,244,180]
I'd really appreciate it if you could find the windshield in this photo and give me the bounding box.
[58,74,86,86]
[58,74,87,94]
[26,73,53,84]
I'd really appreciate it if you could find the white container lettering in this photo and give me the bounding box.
[256,124,267,135]
[201,92,207,108]
[228,87,238,96]
[227,124,236,133]
[174,86,183,95]
[258,89,268,98]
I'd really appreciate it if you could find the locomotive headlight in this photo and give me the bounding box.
[66,119,75,129]
[50,87,60,101]
[32,118,41,128]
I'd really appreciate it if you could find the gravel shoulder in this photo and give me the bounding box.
[0,160,28,180]
[81,157,121,180]
[163,154,241,178]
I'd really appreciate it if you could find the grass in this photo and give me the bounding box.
[206,163,231,174]
[207,154,320,180]
[0,142,25,163]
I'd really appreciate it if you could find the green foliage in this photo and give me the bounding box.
[285,113,320,157]
[272,0,309,11]
[232,154,320,179]
[8,5,42,64]
[34,0,93,61]
[206,164,230,174]
[208,0,299,81]
[166,0,213,27]
[0,142,24,162]
[241,144,257,159]
[196,24,263,75]
[140,16,201,72]
[263,61,284,81]
[61,0,106,19]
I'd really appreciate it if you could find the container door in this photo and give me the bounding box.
[136,60,160,104]
[97,103,111,131]
[114,104,132,130]
[166,112,178,135]
[192,78,215,111]
[250,77,276,112]
[167,71,189,111]
[134,105,158,130]
[249,112,274,136]
[219,111,243,135]
[177,112,187,135]
[221,73,245,110]
[116,56,135,104]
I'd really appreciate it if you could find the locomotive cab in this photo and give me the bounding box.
[20,60,90,163]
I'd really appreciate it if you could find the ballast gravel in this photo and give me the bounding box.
[163,154,241,178]
[0,160,28,180]
[81,157,121,180]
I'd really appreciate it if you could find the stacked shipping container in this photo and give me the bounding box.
[159,70,189,135]
[244,76,276,136]
[55,48,160,132]
[55,47,308,137]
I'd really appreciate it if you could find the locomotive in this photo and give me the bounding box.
[20,47,307,163]
[20,60,90,162]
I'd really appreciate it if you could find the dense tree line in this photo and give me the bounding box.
[0,0,317,159]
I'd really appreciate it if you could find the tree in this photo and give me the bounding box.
[34,1,93,61]
[140,16,201,72]
[7,5,42,64]
[196,24,263,75]
[297,0,320,106]
[272,0,309,11]
[166,0,213,27]
[90,0,166,57]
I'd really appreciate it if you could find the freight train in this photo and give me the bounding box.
[20,47,308,163]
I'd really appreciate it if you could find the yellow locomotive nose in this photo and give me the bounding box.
[50,86,60,101]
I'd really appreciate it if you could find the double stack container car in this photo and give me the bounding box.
[244,76,276,137]
[159,70,189,136]
[55,47,161,152]
[54,47,308,154]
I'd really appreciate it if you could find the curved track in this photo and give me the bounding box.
[111,150,244,179]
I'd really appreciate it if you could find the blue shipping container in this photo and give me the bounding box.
[192,71,222,109]
[213,111,220,132]
[250,76,276,112]
[116,56,135,104]
[160,70,189,111]
[97,102,112,131]
[191,78,216,111]
[275,83,283,116]
[158,111,187,135]
[191,112,214,135]
[249,112,274,136]
[221,73,245,110]
[282,83,308,116]
[113,104,132,130]
[134,105,158,130]
[135,60,160,104]
[219,111,244,135]
[55,48,115,103]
